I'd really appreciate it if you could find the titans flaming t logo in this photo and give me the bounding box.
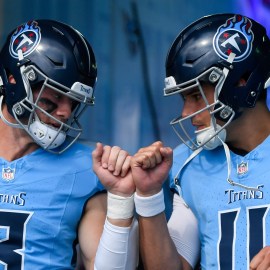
[213,15,254,62]
[9,20,41,59]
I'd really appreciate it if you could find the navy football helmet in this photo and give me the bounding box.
[164,14,270,150]
[0,20,97,153]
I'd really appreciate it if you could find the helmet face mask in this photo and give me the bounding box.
[0,20,97,153]
[164,13,270,150]
[12,64,94,152]
[165,68,232,150]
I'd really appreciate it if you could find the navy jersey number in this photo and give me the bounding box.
[218,206,269,269]
[0,210,32,270]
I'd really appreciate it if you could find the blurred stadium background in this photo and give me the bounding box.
[0,0,269,154]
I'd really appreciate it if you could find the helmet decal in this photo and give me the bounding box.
[9,20,41,59]
[213,15,254,62]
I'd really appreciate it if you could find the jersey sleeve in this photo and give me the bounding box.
[168,194,200,268]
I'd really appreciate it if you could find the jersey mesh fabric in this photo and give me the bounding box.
[0,142,104,269]
[170,136,270,269]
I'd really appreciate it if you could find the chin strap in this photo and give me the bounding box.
[220,140,260,191]
[174,137,260,200]
[174,146,203,202]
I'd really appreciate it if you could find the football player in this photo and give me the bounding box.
[131,13,270,269]
[0,19,137,269]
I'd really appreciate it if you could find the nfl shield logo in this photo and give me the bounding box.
[237,162,248,175]
[2,167,15,181]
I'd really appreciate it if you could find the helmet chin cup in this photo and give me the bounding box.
[196,124,226,150]
[29,120,66,150]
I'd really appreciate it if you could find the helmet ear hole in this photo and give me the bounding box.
[236,78,247,87]
[8,74,16,84]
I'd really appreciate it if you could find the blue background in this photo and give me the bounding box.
[0,0,269,154]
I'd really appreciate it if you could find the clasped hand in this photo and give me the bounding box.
[92,141,172,198]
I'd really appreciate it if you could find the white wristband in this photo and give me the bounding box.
[107,192,134,219]
[134,189,165,217]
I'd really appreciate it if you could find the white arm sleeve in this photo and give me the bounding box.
[167,194,200,269]
[94,218,139,270]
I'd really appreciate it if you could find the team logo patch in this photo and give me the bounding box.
[2,167,15,181]
[9,20,41,59]
[237,161,248,175]
[213,15,254,62]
